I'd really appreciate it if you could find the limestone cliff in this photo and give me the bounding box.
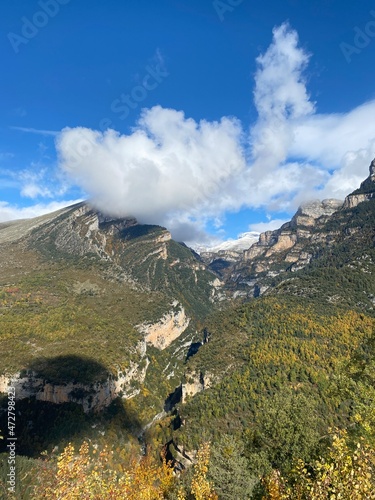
[181,370,215,403]
[344,158,375,208]
[239,198,343,277]
[0,361,149,413]
[137,302,190,350]
[227,158,375,298]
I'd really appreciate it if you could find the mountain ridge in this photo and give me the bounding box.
[1,157,375,498]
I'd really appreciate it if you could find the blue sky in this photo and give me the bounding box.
[1,0,375,247]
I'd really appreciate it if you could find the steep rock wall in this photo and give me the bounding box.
[137,302,190,350]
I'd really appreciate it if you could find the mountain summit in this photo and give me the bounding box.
[204,157,375,297]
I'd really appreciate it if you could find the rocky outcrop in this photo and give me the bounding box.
[292,199,343,224]
[344,192,375,208]
[167,441,196,470]
[344,158,375,208]
[137,302,190,350]
[227,198,346,297]
[0,373,115,412]
[181,371,215,403]
[0,368,148,413]
[38,203,137,260]
[243,199,342,265]
[0,341,149,412]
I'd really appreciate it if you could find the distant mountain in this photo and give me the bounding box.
[196,231,260,255]
[209,158,375,298]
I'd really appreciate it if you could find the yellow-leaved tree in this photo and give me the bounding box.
[33,440,218,499]
[262,429,375,500]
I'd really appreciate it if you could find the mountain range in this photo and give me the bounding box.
[0,158,374,498]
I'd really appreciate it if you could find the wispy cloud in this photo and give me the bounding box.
[1,162,72,203]
[12,107,27,117]
[0,199,82,223]
[10,126,58,136]
[0,152,15,161]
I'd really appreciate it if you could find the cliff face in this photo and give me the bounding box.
[181,370,215,403]
[225,158,375,297]
[0,359,149,413]
[0,202,220,414]
[137,302,190,350]
[243,199,343,264]
[343,160,375,208]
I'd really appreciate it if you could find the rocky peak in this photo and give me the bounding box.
[295,199,343,220]
[243,198,342,263]
[359,157,375,187]
[291,199,343,228]
[370,157,375,180]
[344,158,375,209]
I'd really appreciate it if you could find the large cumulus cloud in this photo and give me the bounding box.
[56,23,375,244]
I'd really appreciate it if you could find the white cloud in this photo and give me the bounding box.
[56,108,246,227]
[18,168,53,199]
[291,103,375,169]
[2,165,71,201]
[21,183,52,199]
[55,22,375,243]
[0,199,82,223]
[250,23,314,177]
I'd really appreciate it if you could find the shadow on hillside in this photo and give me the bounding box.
[27,354,109,384]
[0,355,142,458]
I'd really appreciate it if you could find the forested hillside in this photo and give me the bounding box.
[0,164,374,499]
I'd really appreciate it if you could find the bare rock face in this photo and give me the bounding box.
[137,302,190,350]
[181,370,214,403]
[370,158,375,180]
[231,197,347,298]
[42,203,138,259]
[265,232,297,256]
[243,199,342,264]
[344,158,375,208]
[344,193,375,209]
[293,199,343,225]
[0,364,149,413]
